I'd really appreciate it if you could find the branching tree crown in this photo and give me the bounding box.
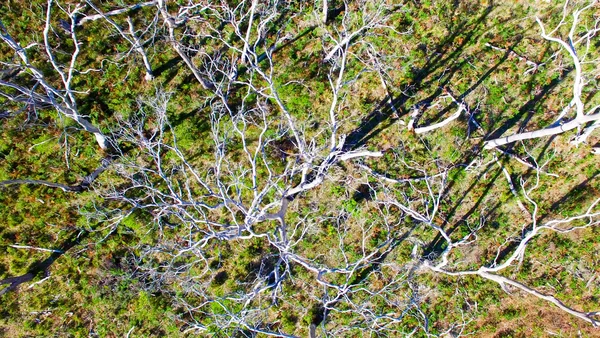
[1,0,599,336]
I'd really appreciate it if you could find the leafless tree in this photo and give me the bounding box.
[0,0,109,150]
[484,0,600,149]
[82,0,157,81]
[2,0,600,336]
[419,161,600,326]
[92,1,430,334]
[84,0,600,334]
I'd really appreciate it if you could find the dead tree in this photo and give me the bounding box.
[2,0,600,336]
[419,164,600,326]
[98,2,416,334]
[83,0,157,81]
[0,1,109,150]
[484,0,600,149]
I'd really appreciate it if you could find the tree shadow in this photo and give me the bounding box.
[424,136,560,261]
[0,230,87,296]
[547,170,600,216]
[341,2,516,260]
[153,55,183,79]
[484,68,573,147]
[423,160,503,258]
[379,20,576,262]
[344,2,497,151]
[489,166,599,267]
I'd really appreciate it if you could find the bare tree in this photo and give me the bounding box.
[2,0,600,336]
[319,0,329,24]
[93,1,423,334]
[419,163,600,326]
[81,0,600,334]
[407,90,466,134]
[83,0,157,81]
[484,0,600,149]
[322,0,395,62]
[156,0,215,90]
[0,1,109,150]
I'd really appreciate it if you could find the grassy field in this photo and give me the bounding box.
[1,0,599,336]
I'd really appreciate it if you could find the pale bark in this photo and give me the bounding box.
[414,104,465,134]
[322,0,328,24]
[0,8,109,150]
[484,4,600,149]
[157,0,214,90]
[484,111,600,149]
[77,1,157,26]
[240,0,258,64]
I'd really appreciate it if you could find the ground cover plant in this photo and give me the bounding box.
[1,0,600,336]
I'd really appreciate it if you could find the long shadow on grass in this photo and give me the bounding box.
[352,32,533,260]
[423,159,503,258]
[483,68,573,148]
[0,230,88,296]
[464,65,580,265]
[342,1,507,264]
[344,2,497,151]
[423,137,560,261]
[414,49,575,260]
[490,166,599,267]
